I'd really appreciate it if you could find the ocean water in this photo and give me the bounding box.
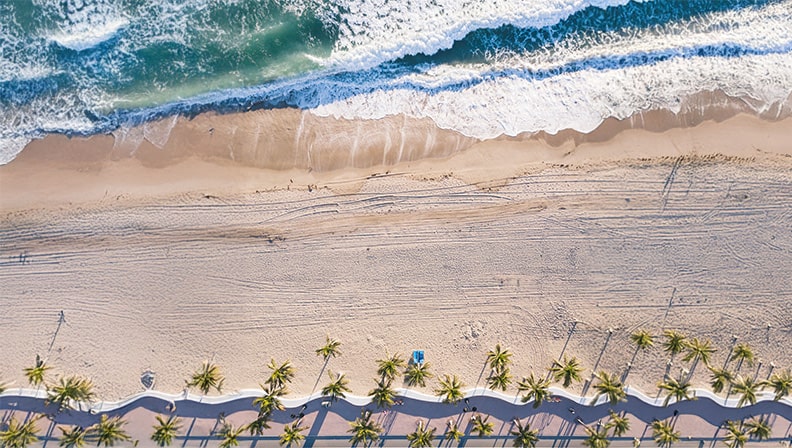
[1,0,791,164]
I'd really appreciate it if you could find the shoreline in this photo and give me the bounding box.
[2,95,792,212]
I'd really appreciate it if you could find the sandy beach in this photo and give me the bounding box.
[2,103,791,411]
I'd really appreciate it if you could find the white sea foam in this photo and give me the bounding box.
[50,17,129,51]
[0,136,32,165]
[327,0,651,70]
[312,1,792,138]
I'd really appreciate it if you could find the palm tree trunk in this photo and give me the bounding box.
[686,356,699,383]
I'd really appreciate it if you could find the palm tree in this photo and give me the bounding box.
[435,374,465,404]
[59,425,89,448]
[471,414,494,438]
[404,362,433,388]
[321,371,351,402]
[651,420,680,448]
[151,414,181,447]
[279,421,307,447]
[24,355,51,387]
[511,419,539,448]
[657,376,695,407]
[406,420,436,448]
[376,353,406,381]
[708,367,734,394]
[246,414,272,437]
[549,355,584,388]
[723,421,748,448]
[731,375,759,408]
[217,422,244,448]
[0,415,41,448]
[743,417,771,441]
[582,427,610,448]
[486,343,513,372]
[517,372,553,408]
[682,337,715,376]
[93,414,131,447]
[631,329,654,351]
[444,420,463,443]
[729,343,755,371]
[265,359,296,390]
[591,371,626,406]
[47,375,95,410]
[662,330,687,360]
[252,385,286,416]
[762,368,791,401]
[368,378,396,408]
[605,410,630,437]
[316,336,342,361]
[348,410,382,447]
[487,368,512,392]
[186,361,224,395]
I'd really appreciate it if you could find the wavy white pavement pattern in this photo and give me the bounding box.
[2,386,791,447]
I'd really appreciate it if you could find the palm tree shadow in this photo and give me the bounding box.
[181,417,197,448]
[311,358,331,395]
[304,406,328,448]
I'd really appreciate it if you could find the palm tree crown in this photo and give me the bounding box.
[582,427,610,448]
[246,414,272,437]
[404,362,433,388]
[517,372,553,408]
[321,371,351,402]
[682,337,715,367]
[743,417,772,441]
[24,355,51,387]
[729,343,755,369]
[591,370,626,406]
[723,421,748,448]
[708,367,734,394]
[47,375,95,410]
[151,415,181,447]
[511,419,539,448]
[549,355,584,388]
[630,329,654,350]
[186,361,224,395]
[435,374,465,404]
[217,422,243,448]
[348,410,382,447]
[93,414,131,447]
[651,419,680,448]
[368,379,396,408]
[316,336,342,361]
[605,410,630,437]
[444,420,463,443]
[279,421,307,447]
[763,368,791,401]
[253,385,286,416]
[58,425,88,448]
[657,376,695,407]
[486,343,513,372]
[487,368,512,392]
[471,414,494,437]
[731,375,760,408]
[662,330,687,359]
[0,415,41,448]
[406,420,436,448]
[265,359,295,390]
[376,353,406,381]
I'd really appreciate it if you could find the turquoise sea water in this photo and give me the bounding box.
[1,0,791,163]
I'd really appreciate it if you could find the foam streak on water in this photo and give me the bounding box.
[0,0,790,164]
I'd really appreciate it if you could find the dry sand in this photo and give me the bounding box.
[1,107,791,405]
